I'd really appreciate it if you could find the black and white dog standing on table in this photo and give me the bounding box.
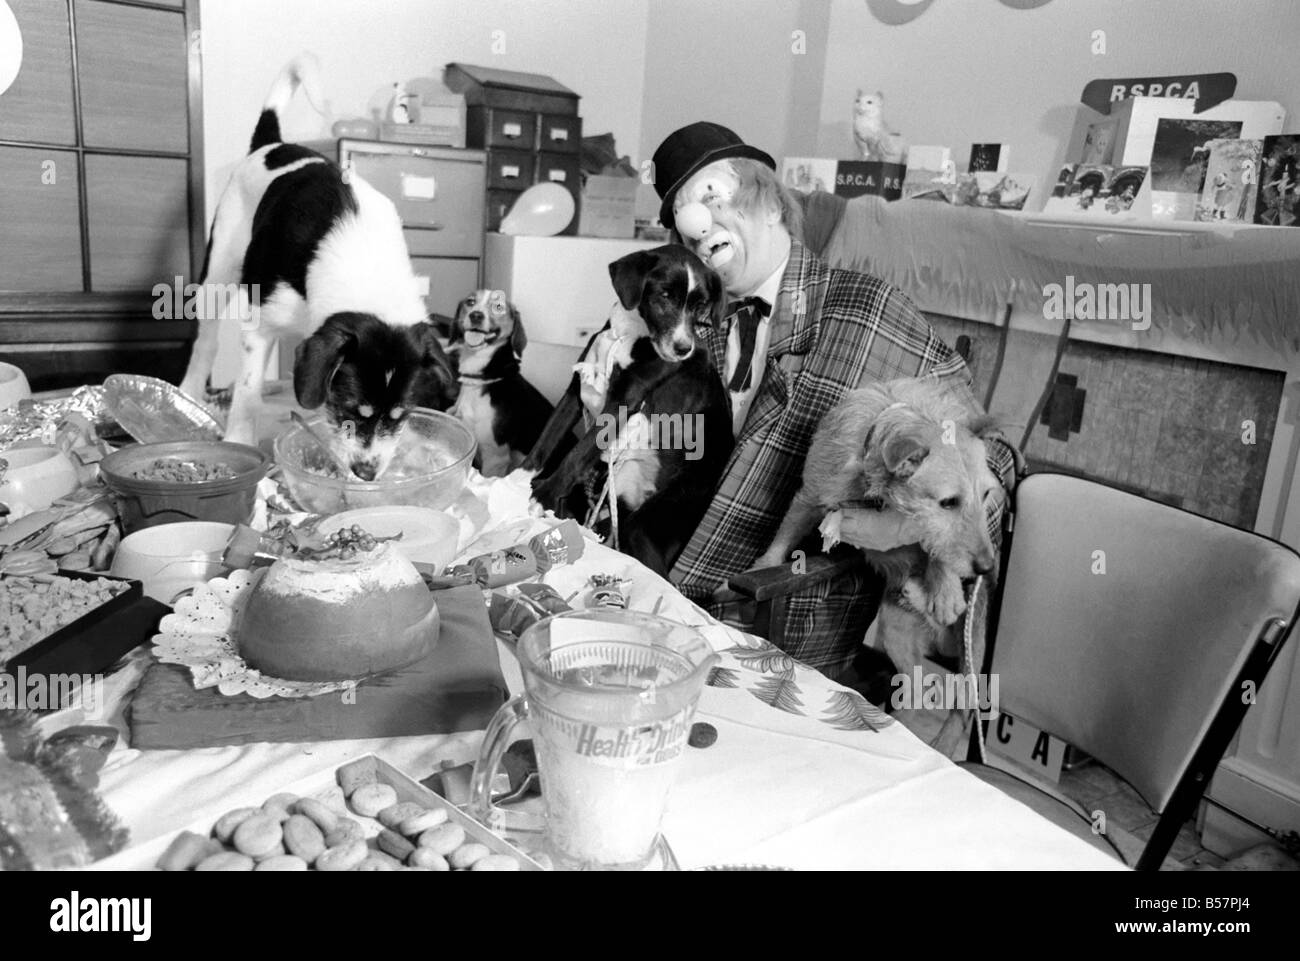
[447,289,554,477]
[179,54,456,480]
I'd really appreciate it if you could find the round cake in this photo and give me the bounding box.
[237,542,438,681]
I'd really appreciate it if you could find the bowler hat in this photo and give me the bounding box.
[652,122,775,230]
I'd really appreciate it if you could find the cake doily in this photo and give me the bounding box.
[150,568,358,700]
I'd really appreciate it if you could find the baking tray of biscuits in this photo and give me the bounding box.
[93,755,546,871]
[1,570,163,681]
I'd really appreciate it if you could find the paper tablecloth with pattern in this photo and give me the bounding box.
[91,470,1125,870]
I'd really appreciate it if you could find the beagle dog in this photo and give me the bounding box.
[448,289,553,477]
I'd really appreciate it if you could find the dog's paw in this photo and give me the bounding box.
[751,549,789,571]
[928,576,968,627]
[904,575,967,628]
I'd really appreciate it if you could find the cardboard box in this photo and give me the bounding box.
[578,175,638,238]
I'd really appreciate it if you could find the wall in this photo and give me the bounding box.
[818,0,1300,191]
[637,0,830,214]
[198,0,649,228]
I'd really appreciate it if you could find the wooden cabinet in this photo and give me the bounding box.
[0,0,76,145]
[75,0,190,153]
[446,64,582,236]
[0,0,203,390]
[0,146,83,291]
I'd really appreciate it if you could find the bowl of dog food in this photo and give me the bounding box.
[274,409,475,515]
[99,441,271,534]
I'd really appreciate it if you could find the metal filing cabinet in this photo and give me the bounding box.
[304,138,487,319]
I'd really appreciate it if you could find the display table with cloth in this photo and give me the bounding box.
[86,471,1125,870]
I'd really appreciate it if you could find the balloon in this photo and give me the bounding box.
[0,1,22,98]
[500,183,575,237]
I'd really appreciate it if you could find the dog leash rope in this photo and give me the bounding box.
[583,446,623,553]
[964,575,987,764]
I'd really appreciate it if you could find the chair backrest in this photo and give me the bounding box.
[991,473,1300,814]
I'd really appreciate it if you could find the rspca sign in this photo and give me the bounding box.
[1081,73,1236,115]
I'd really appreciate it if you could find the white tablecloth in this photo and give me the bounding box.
[92,472,1125,871]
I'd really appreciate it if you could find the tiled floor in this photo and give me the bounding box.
[892,697,1294,871]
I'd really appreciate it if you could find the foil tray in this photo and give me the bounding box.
[102,375,224,445]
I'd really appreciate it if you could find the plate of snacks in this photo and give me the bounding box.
[0,570,140,672]
[95,755,546,871]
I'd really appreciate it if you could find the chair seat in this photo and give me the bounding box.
[959,761,1125,864]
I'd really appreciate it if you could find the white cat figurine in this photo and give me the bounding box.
[852,89,907,164]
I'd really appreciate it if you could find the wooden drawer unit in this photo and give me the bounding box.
[537,114,581,153]
[486,148,535,192]
[486,188,522,233]
[535,152,581,237]
[536,151,580,190]
[466,107,536,151]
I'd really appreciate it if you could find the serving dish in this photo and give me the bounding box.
[1,569,157,680]
[317,506,460,572]
[102,374,223,445]
[0,445,79,513]
[275,409,475,514]
[99,441,270,533]
[93,755,546,870]
[110,521,234,604]
[0,362,32,411]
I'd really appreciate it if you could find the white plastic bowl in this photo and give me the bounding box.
[0,445,79,513]
[0,362,31,410]
[110,521,234,605]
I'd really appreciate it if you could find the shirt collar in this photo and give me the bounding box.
[740,254,789,312]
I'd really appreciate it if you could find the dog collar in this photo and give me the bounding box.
[459,374,502,386]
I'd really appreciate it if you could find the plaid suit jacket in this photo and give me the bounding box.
[669,241,1017,674]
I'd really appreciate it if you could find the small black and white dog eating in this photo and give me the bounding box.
[448,289,553,477]
[178,54,455,480]
[529,245,733,575]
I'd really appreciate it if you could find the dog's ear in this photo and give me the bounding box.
[294,315,355,409]
[881,429,930,480]
[508,304,527,357]
[609,250,657,310]
[404,322,457,410]
[965,412,1000,440]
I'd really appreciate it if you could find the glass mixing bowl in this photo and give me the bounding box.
[273,409,476,514]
